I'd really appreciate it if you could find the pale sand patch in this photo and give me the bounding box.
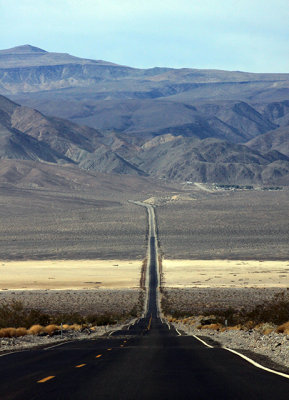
[0,260,141,290]
[163,259,289,288]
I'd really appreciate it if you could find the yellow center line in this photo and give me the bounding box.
[107,348,112,351]
[96,354,102,358]
[37,376,55,383]
[123,340,127,343]
[75,364,86,368]
[147,314,152,330]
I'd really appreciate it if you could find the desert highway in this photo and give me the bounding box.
[0,204,289,399]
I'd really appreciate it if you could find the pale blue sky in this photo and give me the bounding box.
[0,0,288,72]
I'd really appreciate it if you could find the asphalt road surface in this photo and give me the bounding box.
[0,203,289,399]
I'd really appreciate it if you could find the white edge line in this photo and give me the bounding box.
[0,340,70,356]
[44,341,71,350]
[224,347,289,380]
[0,350,24,358]
[166,322,171,330]
[175,328,182,336]
[192,334,214,349]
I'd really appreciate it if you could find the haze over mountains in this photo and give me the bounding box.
[0,45,289,186]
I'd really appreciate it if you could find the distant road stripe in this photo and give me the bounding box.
[147,314,152,330]
[107,348,112,351]
[192,335,214,349]
[75,364,86,368]
[96,354,102,358]
[37,376,55,383]
[224,347,289,380]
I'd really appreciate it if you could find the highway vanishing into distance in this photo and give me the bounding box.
[0,203,289,399]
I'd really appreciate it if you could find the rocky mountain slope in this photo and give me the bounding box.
[247,126,289,157]
[1,93,289,185]
[0,45,289,185]
[0,95,144,175]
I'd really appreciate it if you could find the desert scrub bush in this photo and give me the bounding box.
[246,292,289,325]
[200,323,223,331]
[0,301,27,328]
[70,324,82,331]
[28,325,43,335]
[51,312,85,326]
[0,328,17,338]
[15,327,28,337]
[86,313,117,326]
[43,324,59,336]
[0,300,50,328]
[0,327,28,338]
[0,299,141,332]
[276,321,289,334]
[254,323,275,335]
[163,290,289,329]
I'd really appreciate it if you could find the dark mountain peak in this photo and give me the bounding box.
[0,45,47,54]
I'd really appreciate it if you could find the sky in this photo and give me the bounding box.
[0,0,289,72]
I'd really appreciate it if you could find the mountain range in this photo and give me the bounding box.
[0,44,289,186]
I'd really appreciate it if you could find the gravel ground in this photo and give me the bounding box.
[172,319,289,374]
[0,289,142,315]
[157,190,289,260]
[0,187,147,260]
[161,287,286,314]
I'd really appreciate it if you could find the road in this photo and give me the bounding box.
[0,203,289,399]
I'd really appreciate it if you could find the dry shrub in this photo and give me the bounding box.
[43,324,59,336]
[70,324,82,331]
[201,323,223,331]
[254,322,275,334]
[62,324,70,330]
[243,320,255,330]
[227,324,242,331]
[15,327,27,337]
[28,324,43,335]
[0,328,17,337]
[276,321,289,334]
[263,328,274,335]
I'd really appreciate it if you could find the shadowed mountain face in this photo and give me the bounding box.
[0,94,289,185]
[0,45,289,185]
[0,95,145,175]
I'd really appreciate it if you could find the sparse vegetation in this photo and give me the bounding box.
[163,291,289,334]
[0,299,142,338]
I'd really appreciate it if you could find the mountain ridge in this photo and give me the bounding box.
[0,45,289,186]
